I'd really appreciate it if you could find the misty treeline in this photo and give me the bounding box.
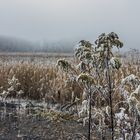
[0,36,140,59]
[0,36,74,53]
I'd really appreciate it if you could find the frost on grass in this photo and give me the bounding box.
[110,57,121,70]
[0,32,139,139]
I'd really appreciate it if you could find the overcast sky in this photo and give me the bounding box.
[0,0,140,49]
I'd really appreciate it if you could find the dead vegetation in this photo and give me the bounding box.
[0,37,140,139]
[0,52,139,104]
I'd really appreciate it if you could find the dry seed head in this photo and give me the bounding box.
[56,59,71,71]
[77,73,94,84]
[110,57,122,70]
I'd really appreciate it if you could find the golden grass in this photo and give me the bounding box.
[0,55,139,106]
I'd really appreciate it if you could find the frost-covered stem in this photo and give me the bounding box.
[88,87,92,140]
[122,121,125,140]
[132,119,137,140]
[18,95,21,111]
[3,98,7,120]
[108,69,114,140]
[106,47,114,140]
[132,110,137,140]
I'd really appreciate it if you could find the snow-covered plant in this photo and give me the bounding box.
[56,32,126,140]
[93,32,123,140]
[0,75,24,100]
[78,99,89,117]
[110,57,122,70]
[57,59,71,72]
[117,74,140,140]
[75,40,94,63]
[7,75,23,97]
[121,74,140,89]
[77,73,94,85]
[114,108,132,139]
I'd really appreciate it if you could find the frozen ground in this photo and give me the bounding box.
[0,99,89,140]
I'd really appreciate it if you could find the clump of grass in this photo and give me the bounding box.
[0,59,83,104]
[0,53,139,104]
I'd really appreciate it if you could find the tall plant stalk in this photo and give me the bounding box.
[106,48,114,140]
[88,88,92,140]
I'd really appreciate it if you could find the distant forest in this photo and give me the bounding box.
[0,36,75,53]
[0,36,139,58]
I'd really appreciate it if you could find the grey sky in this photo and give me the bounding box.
[0,0,140,49]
